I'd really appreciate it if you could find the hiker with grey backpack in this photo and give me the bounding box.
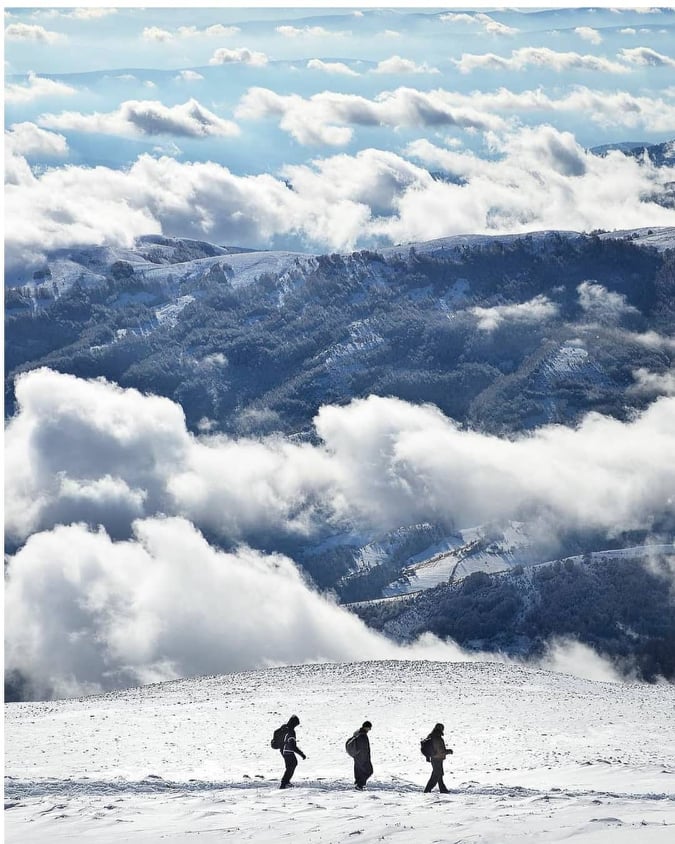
[345,720,373,790]
[421,722,453,793]
[271,715,307,789]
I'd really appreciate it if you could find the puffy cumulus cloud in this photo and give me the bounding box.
[383,29,401,37]
[175,70,205,82]
[73,7,117,19]
[399,127,674,241]
[177,24,240,38]
[440,12,518,36]
[618,46,675,67]
[470,295,558,331]
[209,47,268,66]
[143,23,240,41]
[238,83,675,143]
[5,121,68,158]
[454,47,629,75]
[5,71,77,104]
[630,367,675,396]
[142,26,173,42]
[4,369,190,543]
[39,98,239,139]
[307,59,359,77]
[4,150,373,271]
[372,56,440,75]
[33,7,117,20]
[626,330,675,352]
[575,26,603,45]
[7,369,675,555]
[5,22,62,42]
[620,27,638,35]
[4,516,472,698]
[553,87,675,133]
[577,281,639,322]
[236,86,505,147]
[276,25,347,38]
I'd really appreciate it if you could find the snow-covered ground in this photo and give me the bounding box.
[5,661,674,842]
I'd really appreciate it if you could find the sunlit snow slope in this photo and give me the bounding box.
[5,661,675,842]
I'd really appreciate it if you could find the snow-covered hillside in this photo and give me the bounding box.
[5,661,675,843]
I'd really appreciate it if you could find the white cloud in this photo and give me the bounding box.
[630,368,675,396]
[5,22,62,43]
[624,330,675,352]
[4,514,474,699]
[5,121,68,157]
[471,295,558,331]
[276,25,346,38]
[307,59,359,77]
[620,27,637,34]
[383,29,401,38]
[39,98,239,140]
[175,70,205,82]
[6,367,674,558]
[454,47,629,74]
[575,26,603,45]
[209,47,268,67]
[577,281,639,322]
[372,56,440,75]
[142,26,173,43]
[440,12,518,36]
[71,8,117,20]
[5,71,77,104]
[618,46,675,67]
[143,23,240,43]
[236,86,505,146]
[539,639,623,683]
[238,81,675,145]
[177,24,240,38]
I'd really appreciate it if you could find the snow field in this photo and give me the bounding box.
[5,660,675,842]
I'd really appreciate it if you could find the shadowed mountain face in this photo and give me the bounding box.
[5,228,675,438]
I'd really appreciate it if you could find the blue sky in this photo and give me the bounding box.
[5,5,675,263]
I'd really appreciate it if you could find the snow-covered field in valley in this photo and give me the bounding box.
[5,661,675,842]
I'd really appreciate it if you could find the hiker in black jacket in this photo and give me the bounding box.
[423,723,452,793]
[280,715,306,789]
[351,721,373,790]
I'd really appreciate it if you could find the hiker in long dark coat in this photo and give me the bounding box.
[351,720,373,790]
[423,722,452,793]
[280,714,306,789]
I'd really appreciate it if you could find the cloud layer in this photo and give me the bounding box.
[6,125,675,267]
[7,368,675,552]
[8,367,671,697]
[39,98,239,139]
[4,515,470,699]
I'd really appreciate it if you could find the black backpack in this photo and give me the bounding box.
[345,735,358,758]
[271,724,288,750]
[420,736,433,759]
